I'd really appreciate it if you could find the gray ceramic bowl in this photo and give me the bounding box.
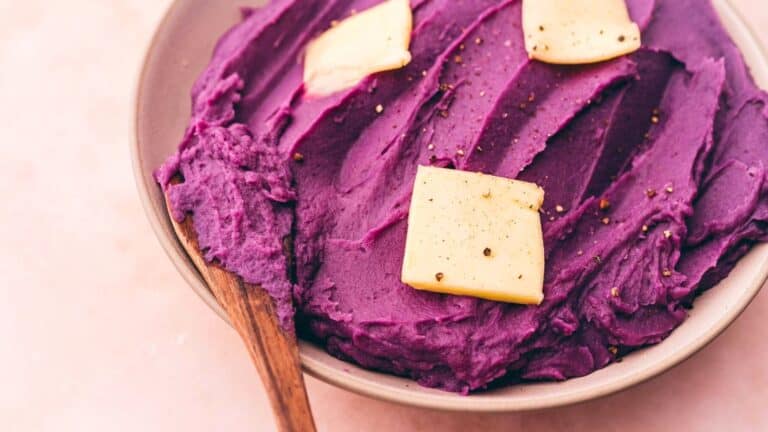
[132,0,768,411]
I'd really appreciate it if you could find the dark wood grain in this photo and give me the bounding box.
[165,192,316,432]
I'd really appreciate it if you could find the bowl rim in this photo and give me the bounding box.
[131,0,768,412]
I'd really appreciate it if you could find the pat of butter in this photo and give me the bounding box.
[401,166,546,305]
[522,0,641,65]
[303,0,413,97]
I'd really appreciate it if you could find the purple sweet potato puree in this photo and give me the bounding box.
[157,0,768,393]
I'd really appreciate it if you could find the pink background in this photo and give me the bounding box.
[2,1,767,430]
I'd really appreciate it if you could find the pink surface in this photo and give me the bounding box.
[2,0,767,430]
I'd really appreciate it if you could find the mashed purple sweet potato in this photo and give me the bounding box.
[157,0,768,393]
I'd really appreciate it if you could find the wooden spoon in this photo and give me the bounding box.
[164,190,316,432]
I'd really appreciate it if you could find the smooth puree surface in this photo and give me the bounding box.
[157,0,768,393]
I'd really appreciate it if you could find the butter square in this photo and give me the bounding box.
[401,166,545,305]
[303,0,412,96]
[523,0,641,65]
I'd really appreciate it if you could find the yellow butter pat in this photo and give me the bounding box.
[303,0,413,97]
[522,0,641,65]
[401,166,546,305]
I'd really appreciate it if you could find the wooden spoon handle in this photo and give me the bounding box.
[168,206,316,432]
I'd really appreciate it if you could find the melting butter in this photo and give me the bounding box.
[523,0,641,64]
[401,166,546,305]
[303,0,413,97]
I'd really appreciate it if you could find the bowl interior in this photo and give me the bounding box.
[133,0,768,411]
